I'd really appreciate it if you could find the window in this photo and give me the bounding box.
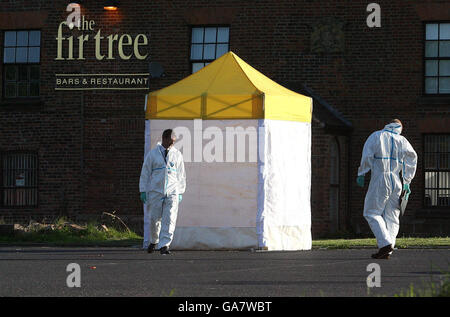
[424,135,449,207]
[190,26,229,73]
[424,23,450,94]
[3,30,41,98]
[1,152,38,207]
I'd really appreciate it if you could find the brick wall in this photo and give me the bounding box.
[0,0,449,236]
[310,123,351,238]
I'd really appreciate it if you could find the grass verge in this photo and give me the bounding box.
[312,237,450,249]
[0,219,142,247]
[1,218,449,249]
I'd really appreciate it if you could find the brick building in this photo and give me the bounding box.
[0,0,449,238]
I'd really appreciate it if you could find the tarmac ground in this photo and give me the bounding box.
[0,247,448,297]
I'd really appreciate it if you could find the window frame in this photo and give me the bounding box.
[0,150,39,208]
[188,25,230,74]
[422,133,450,209]
[423,22,450,95]
[2,29,41,100]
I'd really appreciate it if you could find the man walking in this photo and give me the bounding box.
[140,129,186,255]
[357,119,417,259]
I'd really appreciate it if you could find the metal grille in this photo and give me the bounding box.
[1,152,38,207]
[424,135,450,207]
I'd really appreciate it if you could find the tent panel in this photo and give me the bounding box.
[263,226,312,251]
[207,55,260,96]
[264,94,312,123]
[146,52,263,120]
[149,53,259,96]
[257,119,312,250]
[204,94,263,119]
[148,119,259,229]
[205,97,253,119]
[232,53,312,123]
[171,227,257,250]
[232,53,301,98]
[146,52,311,122]
[148,93,264,120]
[147,95,202,119]
[149,54,229,96]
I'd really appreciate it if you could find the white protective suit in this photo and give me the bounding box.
[358,122,417,248]
[140,143,186,249]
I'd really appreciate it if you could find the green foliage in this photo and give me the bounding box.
[394,272,450,297]
[0,217,141,246]
[161,289,176,297]
[312,237,450,249]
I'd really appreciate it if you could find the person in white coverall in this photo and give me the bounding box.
[357,119,417,259]
[139,129,186,255]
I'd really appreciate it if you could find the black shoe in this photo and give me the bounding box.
[160,246,171,255]
[371,252,390,259]
[147,243,157,254]
[371,244,393,259]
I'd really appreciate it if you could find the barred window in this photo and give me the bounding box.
[424,23,450,94]
[1,152,38,207]
[190,26,229,73]
[3,30,41,98]
[424,135,450,207]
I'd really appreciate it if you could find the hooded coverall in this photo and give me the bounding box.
[358,123,417,248]
[140,143,186,249]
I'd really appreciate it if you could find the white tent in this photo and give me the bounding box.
[144,52,312,250]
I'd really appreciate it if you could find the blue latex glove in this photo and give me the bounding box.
[140,192,147,204]
[356,175,365,188]
[403,183,411,194]
[179,194,183,203]
[403,184,411,200]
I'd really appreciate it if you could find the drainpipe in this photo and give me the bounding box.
[346,133,352,232]
[80,91,84,222]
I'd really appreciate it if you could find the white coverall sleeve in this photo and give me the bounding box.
[177,154,186,194]
[139,153,152,192]
[401,138,418,185]
[358,132,377,176]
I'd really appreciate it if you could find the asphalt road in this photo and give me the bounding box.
[0,247,448,297]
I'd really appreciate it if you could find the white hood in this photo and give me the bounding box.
[383,122,402,135]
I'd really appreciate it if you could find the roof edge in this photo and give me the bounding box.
[301,84,352,128]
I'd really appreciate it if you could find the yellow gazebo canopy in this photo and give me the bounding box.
[146,51,312,122]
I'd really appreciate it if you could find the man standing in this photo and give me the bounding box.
[357,119,417,259]
[140,129,186,255]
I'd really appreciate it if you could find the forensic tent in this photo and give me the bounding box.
[144,51,312,250]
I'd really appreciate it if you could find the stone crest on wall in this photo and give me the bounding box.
[309,17,346,54]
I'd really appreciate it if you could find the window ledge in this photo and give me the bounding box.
[0,98,43,111]
[417,95,450,105]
